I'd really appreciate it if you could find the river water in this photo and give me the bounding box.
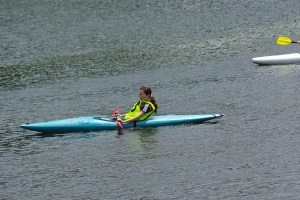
[1,0,300,199]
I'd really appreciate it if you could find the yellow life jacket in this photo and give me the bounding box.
[124,100,155,121]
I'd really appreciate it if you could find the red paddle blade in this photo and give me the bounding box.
[116,120,124,130]
[112,107,120,116]
[112,107,124,129]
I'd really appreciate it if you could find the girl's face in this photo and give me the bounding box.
[139,90,150,101]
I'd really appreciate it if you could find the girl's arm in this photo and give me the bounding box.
[120,111,144,123]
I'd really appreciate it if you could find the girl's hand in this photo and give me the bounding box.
[116,116,124,123]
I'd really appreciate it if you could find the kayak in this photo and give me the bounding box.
[252,53,300,65]
[20,114,223,133]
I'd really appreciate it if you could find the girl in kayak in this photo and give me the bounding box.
[117,86,158,123]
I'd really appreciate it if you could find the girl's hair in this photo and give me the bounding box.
[140,86,158,113]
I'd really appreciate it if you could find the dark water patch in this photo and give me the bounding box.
[0,41,255,90]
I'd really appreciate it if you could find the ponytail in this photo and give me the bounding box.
[150,96,158,113]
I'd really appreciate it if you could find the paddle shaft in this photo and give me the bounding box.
[112,107,124,130]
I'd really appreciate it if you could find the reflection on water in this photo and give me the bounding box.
[277,65,299,77]
[126,128,159,153]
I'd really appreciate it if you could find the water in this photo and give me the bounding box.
[1,0,300,199]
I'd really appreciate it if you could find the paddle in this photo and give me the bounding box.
[112,107,124,130]
[277,36,297,45]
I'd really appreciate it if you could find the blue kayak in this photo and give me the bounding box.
[20,114,223,133]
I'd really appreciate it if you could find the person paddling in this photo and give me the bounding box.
[117,86,158,123]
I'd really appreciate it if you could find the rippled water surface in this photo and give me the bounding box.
[1,0,300,199]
